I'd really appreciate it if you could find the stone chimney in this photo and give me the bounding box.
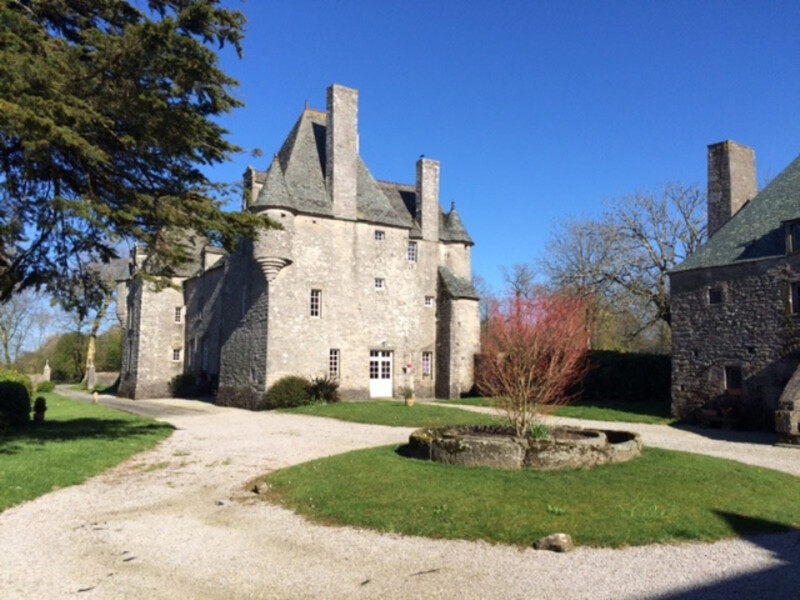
[707,140,757,238]
[242,166,263,210]
[326,84,359,221]
[416,158,440,241]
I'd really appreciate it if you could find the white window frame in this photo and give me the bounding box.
[375,230,385,241]
[422,351,432,377]
[174,306,182,323]
[407,241,417,263]
[310,289,321,317]
[425,295,434,307]
[172,348,181,362]
[329,349,340,378]
[374,278,385,290]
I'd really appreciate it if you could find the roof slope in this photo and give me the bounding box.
[251,108,473,243]
[439,266,479,300]
[675,154,800,272]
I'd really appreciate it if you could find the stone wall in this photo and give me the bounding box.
[263,214,439,398]
[183,262,225,381]
[670,255,800,429]
[119,279,185,399]
[216,239,270,407]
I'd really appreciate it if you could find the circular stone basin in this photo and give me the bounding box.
[408,425,642,471]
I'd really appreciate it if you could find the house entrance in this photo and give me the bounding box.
[369,350,393,398]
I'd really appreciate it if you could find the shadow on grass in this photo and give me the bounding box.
[655,511,800,599]
[565,399,671,417]
[668,421,777,446]
[0,419,173,455]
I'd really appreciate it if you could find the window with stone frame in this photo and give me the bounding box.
[174,306,182,323]
[310,289,321,317]
[172,348,181,362]
[708,287,724,305]
[329,349,340,378]
[425,295,434,307]
[790,282,800,315]
[422,351,432,377]
[787,220,800,254]
[407,241,418,263]
[724,365,743,394]
[375,230,385,241]
[374,278,385,290]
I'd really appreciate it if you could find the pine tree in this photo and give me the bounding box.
[0,1,271,300]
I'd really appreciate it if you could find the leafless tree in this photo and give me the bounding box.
[0,290,53,367]
[541,183,705,349]
[502,263,543,299]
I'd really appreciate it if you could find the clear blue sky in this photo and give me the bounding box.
[211,0,800,292]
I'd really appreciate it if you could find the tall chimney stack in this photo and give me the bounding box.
[707,140,757,238]
[326,84,359,221]
[416,158,440,242]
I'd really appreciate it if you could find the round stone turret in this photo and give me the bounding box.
[253,209,294,281]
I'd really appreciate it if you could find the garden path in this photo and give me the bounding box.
[1,391,798,599]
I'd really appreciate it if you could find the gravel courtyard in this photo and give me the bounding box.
[1,391,799,599]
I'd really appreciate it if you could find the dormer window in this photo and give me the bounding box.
[786,220,800,254]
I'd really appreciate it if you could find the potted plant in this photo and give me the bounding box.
[403,387,415,407]
[33,396,47,424]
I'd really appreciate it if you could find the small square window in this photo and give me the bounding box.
[329,349,340,378]
[375,230,385,241]
[724,366,743,394]
[172,348,181,362]
[425,295,434,307]
[310,289,321,317]
[407,241,418,262]
[708,287,723,305]
[174,307,182,323]
[375,278,385,290]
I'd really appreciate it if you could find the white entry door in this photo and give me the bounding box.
[369,350,393,398]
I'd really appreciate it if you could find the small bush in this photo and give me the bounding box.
[308,375,340,404]
[0,369,34,400]
[36,380,55,393]
[32,396,47,423]
[262,376,312,410]
[0,380,31,428]
[33,396,47,413]
[169,372,197,398]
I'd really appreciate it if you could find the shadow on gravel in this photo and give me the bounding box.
[0,419,173,455]
[655,512,800,599]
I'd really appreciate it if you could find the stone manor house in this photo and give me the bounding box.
[671,140,800,441]
[117,84,481,404]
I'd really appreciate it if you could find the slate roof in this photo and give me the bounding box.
[439,266,480,300]
[675,154,800,272]
[250,108,473,244]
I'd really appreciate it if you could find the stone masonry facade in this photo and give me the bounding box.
[118,84,481,405]
[670,140,800,438]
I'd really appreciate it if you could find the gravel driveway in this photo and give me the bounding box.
[1,391,799,599]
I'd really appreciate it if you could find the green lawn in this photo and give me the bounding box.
[0,393,173,512]
[439,397,673,425]
[265,445,800,548]
[279,400,498,427]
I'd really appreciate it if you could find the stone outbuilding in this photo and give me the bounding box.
[670,140,800,441]
[118,84,481,405]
